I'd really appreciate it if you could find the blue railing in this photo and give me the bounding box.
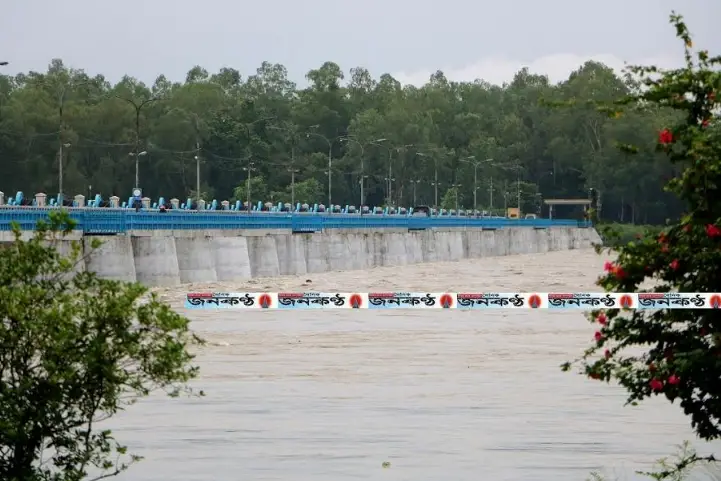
[0,207,589,234]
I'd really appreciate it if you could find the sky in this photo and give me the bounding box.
[2,0,720,87]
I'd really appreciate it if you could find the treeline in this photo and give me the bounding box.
[0,58,692,222]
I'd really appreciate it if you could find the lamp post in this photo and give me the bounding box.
[341,137,386,207]
[116,95,164,190]
[242,159,256,214]
[306,131,340,209]
[460,156,494,213]
[39,79,94,199]
[268,124,302,207]
[128,150,148,192]
[410,179,421,206]
[451,182,461,213]
[417,152,439,208]
[58,142,71,199]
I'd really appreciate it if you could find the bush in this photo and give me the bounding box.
[598,222,664,247]
[563,12,721,478]
[0,211,203,481]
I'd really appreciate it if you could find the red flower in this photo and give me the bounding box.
[661,245,670,253]
[597,313,607,325]
[604,261,614,272]
[659,129,674,144]
[594,331,603,342]
[670,259,680,270]
[658,233,667,243]
[650,378,664,391]
[604,349,611,359]
[702,119,710,128]
[683,224,691,233]
[613,266,627,279]
[668,375,680,386]
[706,224,721,238]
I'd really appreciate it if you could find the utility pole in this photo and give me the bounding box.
[58,142,71,200]
[387,150,393,206]
[431,180,441,209]
[195,140,201,207]
[434,158,439,208]
[116,95,163,190]
[410,179,421,206]
[460,156,494,213]
[489,177,494,211]
[289,144,299,207]
[451,183,461,212]
[50,79,92,200]
[243,159,256,214]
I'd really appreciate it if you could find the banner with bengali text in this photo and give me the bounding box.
[184,292,721,309]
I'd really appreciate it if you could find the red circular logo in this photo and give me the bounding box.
[711,295,721,309]
[350,294,363,308]
[528,294,542,308]
[259,294,272,308]
[620,294,633,309]
[440,294,453,308]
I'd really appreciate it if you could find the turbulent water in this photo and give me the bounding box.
[109,249,716,481]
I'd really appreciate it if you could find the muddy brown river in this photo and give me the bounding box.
[110,249,717,481]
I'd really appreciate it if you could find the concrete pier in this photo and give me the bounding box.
[5,226,602,287]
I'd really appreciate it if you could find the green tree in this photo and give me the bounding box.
[0,48,695,223]
[0,211,202,481]
[563,13,721,476]
[233,175,268,205]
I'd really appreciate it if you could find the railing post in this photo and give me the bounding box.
[35,192,47,207]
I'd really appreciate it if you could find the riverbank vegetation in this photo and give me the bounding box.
[564,12,721,480]
[598,222,664,247]
[0,212,202,481]
[0,33,701,223]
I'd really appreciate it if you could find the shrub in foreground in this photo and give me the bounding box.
[0,211,203,481]
[564,12,721,479]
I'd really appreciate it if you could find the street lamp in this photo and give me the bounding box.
[242,158,256,214]
[410,179,422,206]
[128,151,148,197]
[306,130,344,209]
[460,156,494,213]
[450,182,461,213]
[497,162,523,212]
[417,152,440,208]
[116,95,164,190]
[341,137,386,207]
[58,142,71,200]
[430,180,442,209]
[268,125,302,207]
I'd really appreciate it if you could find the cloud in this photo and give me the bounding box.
[391,53,683,86]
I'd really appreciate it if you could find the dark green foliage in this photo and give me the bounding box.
[0,211,202,481]
[2,48,713,221]
[563,13,721,476]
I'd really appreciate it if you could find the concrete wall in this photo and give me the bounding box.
[0,227,600,287]
[63,227,599,287]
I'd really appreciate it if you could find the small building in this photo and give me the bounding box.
[543,199,591,220]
